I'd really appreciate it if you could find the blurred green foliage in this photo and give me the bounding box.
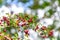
[58,0,60,6]
[0,0,3,6]
[29,1,50,9]
[18,0,29,3]
[57,35,60,40]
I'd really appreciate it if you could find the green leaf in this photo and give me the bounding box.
[18,0,29,3]
[50,37,55,40]
[44,9,56,18]
[19,13,24,18]
[14,33,18,37]
[48,24,55,30]
[39,1,50,9]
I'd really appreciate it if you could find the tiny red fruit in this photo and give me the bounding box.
[0,19,3,22]
[41,26,46,30]
[28,18,32,22]
[24,30,29,35]
[35,25,39,31]
[4,29,7,32]
[22,19,25,22]
[6,20,10,26]
[48,30,53,36]
[42,35,47,38]
[3,16,7,21]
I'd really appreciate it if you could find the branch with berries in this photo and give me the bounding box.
[0,13,55,40]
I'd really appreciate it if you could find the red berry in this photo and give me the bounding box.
[3,16,7,21]
[4,29,7,32]
[24,30,29,34]
[35,25,39,31]
[28,18,32,22]
[7,22,10,26]
[21,23,26,26]
[42,35,47,38]
[1,19,3,22]
[41,26,46,30]
[36,25,39,29]
[6,20,10,26]
[22,19,25,22]
[48,30,53,36]
[7,21,10,26]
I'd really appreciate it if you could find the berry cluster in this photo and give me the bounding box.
[0,13,38,40]
[0,13,55,40]
[35,25,54,38]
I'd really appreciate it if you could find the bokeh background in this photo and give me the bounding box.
[0,0,60,40]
